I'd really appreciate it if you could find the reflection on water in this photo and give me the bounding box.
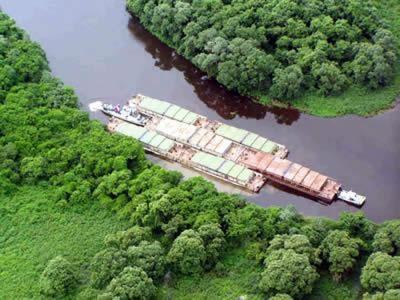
[127,17,300,125]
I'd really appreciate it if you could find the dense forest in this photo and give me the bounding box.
[125,0,397,101]
[1,11,400,300]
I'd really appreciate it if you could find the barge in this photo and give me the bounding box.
[95,95,366,206]
[108,119,267,192]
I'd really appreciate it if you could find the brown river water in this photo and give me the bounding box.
[2,0,399,222]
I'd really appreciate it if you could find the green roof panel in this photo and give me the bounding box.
[116,122,148,140]
[149,134,165,148]
[237,168,254,182]
[140,96,171,115]
[164,105,180,118]
[191,152,224,171]
[158,138,175,152]
[182,111,198,124]
[216,124,248,143]
[140,131,157,144]
[242,132,258,146]
[228,164,245,178]
[251,136,267,150]
[261,141,278,154]
[218,160,235,175]
[174,108,190,121]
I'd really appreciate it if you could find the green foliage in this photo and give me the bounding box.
[363,290,400,300]
[259,249,319,298]
[158,247,264,299]
[309,272,360,300]
[0,186,129,299]
[39,256,77,297]
[320,230,361,281]
[270,65,304,100]
[167,229,206,275]
[90,249,128,289]
[339,212,377,242]
[103,266,156,299]
[104,226,152,250]
[126,0,397,103]
[372,220,400,255]
[360,252,400,292]
[266,234,321,265]
[197,223,226,270]
[300,217,336,247]
[127,241,166,280]
[269,294,293,300]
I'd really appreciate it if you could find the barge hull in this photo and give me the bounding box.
[109,120,267,193]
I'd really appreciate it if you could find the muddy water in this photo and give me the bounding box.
[2,0,399,222]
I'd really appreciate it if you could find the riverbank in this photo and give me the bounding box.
[258,0,400,117]
[126,0,400,118]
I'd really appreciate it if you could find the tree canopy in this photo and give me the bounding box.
[320,230,361,281]
[39,256,77,297]
[361,252,400,293]
[126,0,397,100]
[103,266,156,300]
[259,249,319,298]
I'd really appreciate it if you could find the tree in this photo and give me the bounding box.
[360,252,400,292]
[104,226,152,250]
[39,256,77,297]
[167,229,206,275]
[90,249,128,288]
[270,65,304,100]
[197,223,226,269]
[5,39,48,83]
[226,205,266,242]
[372,221,400,255]
[350,43,394,89]
[363,290,400,300]
[259,249,319,298]
[320,230,360,281]
[127,241,166,280]
[126,0,397,98]
[267,234,320,265]
[104,266,156,299]
[339,211,377,242]
[311,62,348,95]
[300,217,335,247]
[269,294,293,300]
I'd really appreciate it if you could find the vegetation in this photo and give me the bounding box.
[1,9,400,300]
[39,256,77,297]
[259,249,319,298]
[102,266,156,299]
[320,230,362,281]
[0,186,129,298]
[125,0,399,116]
[360,252,400,292]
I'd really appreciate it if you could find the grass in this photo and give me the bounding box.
[259,0,400,117]
[0,185,129,299]
[309,273,360,300]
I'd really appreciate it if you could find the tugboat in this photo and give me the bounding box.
[337,190,366,206]
[100,102,149,126]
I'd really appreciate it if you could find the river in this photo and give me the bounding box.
[2,0,399,222]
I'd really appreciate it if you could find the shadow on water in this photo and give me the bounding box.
[127,17,300,125]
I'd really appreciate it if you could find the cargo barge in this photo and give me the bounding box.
[108,119,267,192]
[93,95,366,206]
